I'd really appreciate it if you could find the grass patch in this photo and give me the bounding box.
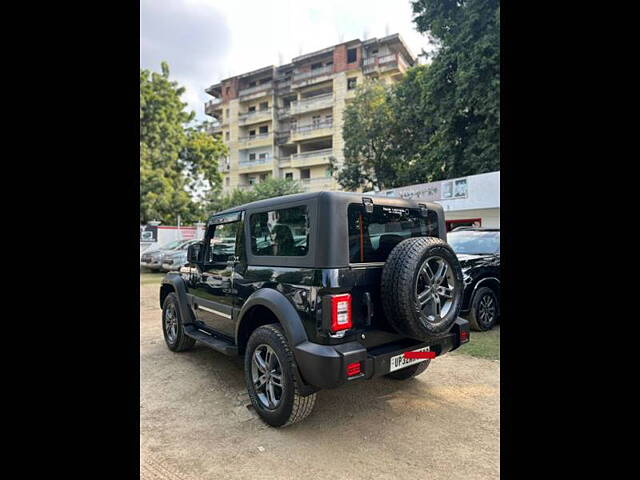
[140,272,164,285]
[453,325,500,360]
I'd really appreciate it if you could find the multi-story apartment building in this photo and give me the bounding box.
[204,34,416,193]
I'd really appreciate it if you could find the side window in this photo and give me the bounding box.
[249,206,309,256]
[207,222,239,263]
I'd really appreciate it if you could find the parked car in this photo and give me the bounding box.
[160,240,199,272]
[159,191,470,427]
[447,227,500,331]
[140,239,192,271]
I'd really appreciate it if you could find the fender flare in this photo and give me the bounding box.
[160,273,196,325]
[235,288,309,349]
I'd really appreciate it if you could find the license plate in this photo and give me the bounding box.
[389,346,431,372]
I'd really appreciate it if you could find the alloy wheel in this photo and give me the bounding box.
[164,304,178,343]
[251,344,284,410]
[478,294,496,327]
[415,256,457,323]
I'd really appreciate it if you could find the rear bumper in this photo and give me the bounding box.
[294,317,470,389]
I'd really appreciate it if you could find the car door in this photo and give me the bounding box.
[190,215,242,337]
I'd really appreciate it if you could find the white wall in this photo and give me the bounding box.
[445,208,500,228]
[139,226,205,258]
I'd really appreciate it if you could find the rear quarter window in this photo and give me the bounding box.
[347,204,436,263]
[249,205,310,256]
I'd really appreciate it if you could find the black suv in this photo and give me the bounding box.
[160,192,470,427]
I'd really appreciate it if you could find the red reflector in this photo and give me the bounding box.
[330,294,352,332]
[346,361,361,377]
[460,330,470,343]
[403,351,436,359]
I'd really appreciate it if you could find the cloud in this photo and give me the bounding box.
[140,0,433,122]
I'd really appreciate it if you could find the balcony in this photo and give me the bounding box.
[204,98,222,115]
[277,155,292,168]
[275,130,292,145]
[290,119,334,142]
[290,93,334,116]
[206,119,228,134]
[238,82,273,100]
[300,176,336,192]
[292,65,334,87]
[238,108,272,125]
[237,157,274,174]
[291,148,333,168]
[237,132,273,148]
[363,53,408,75]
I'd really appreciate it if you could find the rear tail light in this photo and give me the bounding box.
[330,294,352,332]
[460,329,470,343]
[346,361,361,377]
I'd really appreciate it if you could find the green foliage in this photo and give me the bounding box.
[339,0,500,189]
[206,178,304,214]
[406,0,500,180]
[337,81,396,191]
[140,62,227,225]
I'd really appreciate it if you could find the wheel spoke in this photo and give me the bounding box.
[434,261,448,286]
[417,289,432,305]
[437,286,453,299]
[254,351,267,373]
[266,382,276,408]
[270,372,282,387]
[255,374,267,390]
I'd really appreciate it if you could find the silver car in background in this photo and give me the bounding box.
[140,239,192,271]
[160,239,199,272]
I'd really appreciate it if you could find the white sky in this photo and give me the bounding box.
[140,0,433,123]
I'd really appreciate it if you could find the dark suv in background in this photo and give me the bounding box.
[447,227,501,331]
[159,192,471,427]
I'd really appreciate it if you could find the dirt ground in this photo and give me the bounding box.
[140,284,500,480]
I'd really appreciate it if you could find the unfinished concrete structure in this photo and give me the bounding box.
[205,34,416,193]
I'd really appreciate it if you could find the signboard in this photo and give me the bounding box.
[377,177,468,201]
[140,225,158,243]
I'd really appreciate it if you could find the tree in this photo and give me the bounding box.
[206,178,303,214]
[337,81,397,191]
[140,63,227,225]
[404,0,500,180]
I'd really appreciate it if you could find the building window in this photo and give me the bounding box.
[285,172,293,180]
[259,78,270,85]
[225,131,230,141]
[259,125,268,134]
[311,62,323,70]
[258,153,267,160]
[225,177,230,186]
[300,168,310,179]
[249,177,256,185]
[312,115,321,128]
[248,105,256,112]
[249,206,310,256]
[249,81,257,88]
[325,113,333,124]
[259,101,268,111]
[347,48,357,63]
[347,77,357,90]
[249,130,256,137]
[249,153,256,161]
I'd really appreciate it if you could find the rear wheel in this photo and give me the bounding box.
[244,324,316,427]
[386,361,430,380]
[467,287,499,331]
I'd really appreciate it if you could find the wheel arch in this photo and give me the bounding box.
[235,288,308,356]
[159,273,195,324]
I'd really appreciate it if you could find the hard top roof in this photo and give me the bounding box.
[208,190,440,224]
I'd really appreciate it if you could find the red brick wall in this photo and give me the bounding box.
[222,78,239,101]
[333,44,361,73]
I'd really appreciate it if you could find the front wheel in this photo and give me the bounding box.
[162,293,196,352]
[244,324,316,427]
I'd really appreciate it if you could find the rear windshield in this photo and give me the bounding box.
[347,204,435,263]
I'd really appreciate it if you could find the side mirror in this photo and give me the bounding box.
[187,242,204,264]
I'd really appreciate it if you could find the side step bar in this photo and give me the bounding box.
[184,324,238,355]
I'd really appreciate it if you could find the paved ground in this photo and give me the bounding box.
[140,284,500,480]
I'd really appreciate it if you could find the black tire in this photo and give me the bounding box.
[162,293,196,352]
[467,286,499,331]
[386,360,430,380]
[245,324,316,427]
[381,237,464,340]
